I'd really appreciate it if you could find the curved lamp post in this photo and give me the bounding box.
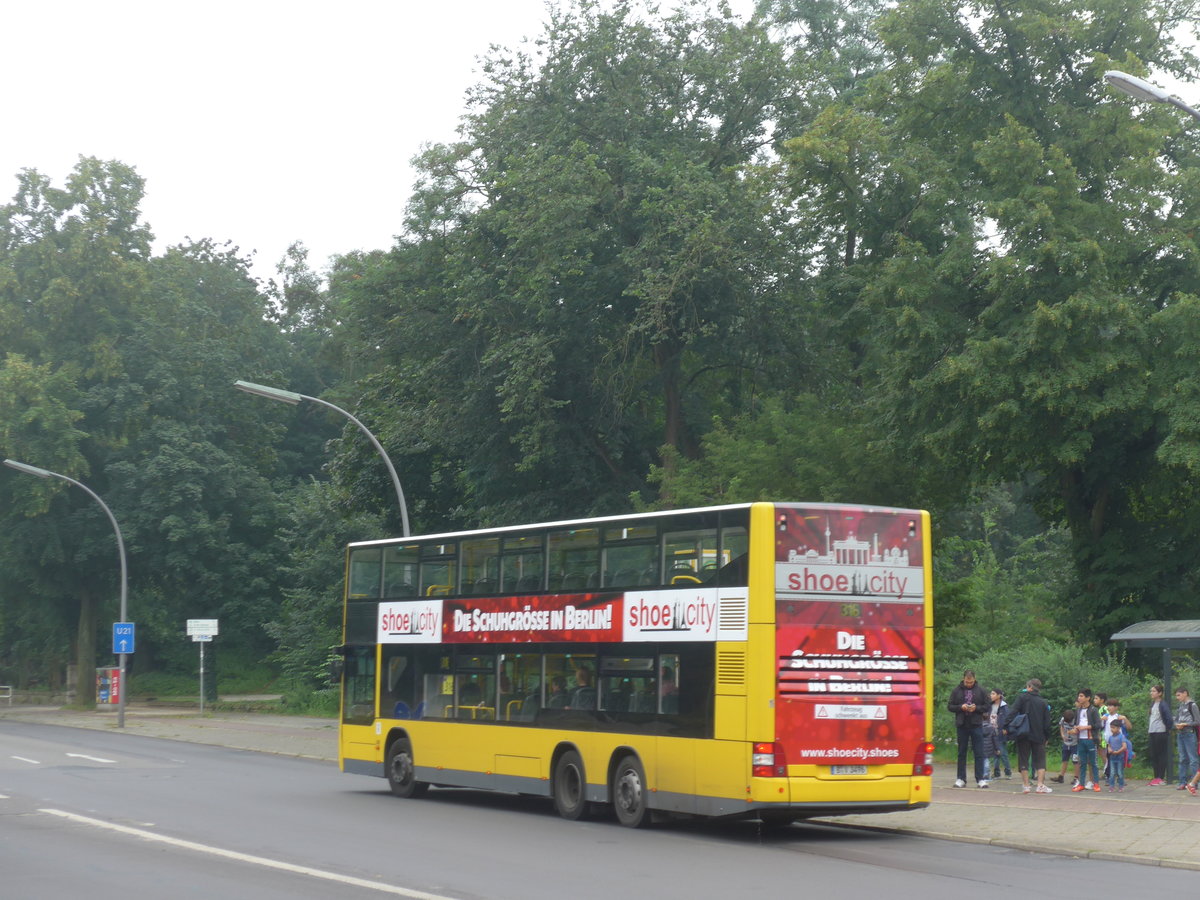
[233,380,411,537]
[1105,70,1200,123]
[4,459,129,728]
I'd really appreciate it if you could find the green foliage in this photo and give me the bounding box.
[933,486,1076,661]
[128,670,198,698]
[7,1,1200,700]
[280,687,339,717]
[264,481,386,690]
[332,0,805,527]
[0,161,327,696]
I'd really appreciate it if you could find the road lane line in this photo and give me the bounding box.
[39,809,454,899]
[66,753,116,763]
[11,756,40,765]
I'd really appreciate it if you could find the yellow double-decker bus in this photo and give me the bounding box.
[337,502,933,826]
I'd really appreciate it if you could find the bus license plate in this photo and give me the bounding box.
[831,765,868,775]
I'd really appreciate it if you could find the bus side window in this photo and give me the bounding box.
[549,528,599,594]
[348,548,382,598]
[420,545,456,598]
[660,654,680,714]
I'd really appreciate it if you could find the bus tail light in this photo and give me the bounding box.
[752,741,788,777]
[912,741,935,776]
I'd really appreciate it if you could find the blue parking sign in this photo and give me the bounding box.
[113,622,136,654]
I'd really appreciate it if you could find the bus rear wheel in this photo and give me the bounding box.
[386,737,428,798]
[758,812,799,830]
[611,754,650,828]
[553,750,588,820]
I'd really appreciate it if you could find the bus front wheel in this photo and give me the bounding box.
[552,750,588,820]
[386,738,428,798]
[611,754,650,828]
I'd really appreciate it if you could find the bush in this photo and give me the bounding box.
[280,687,339,717]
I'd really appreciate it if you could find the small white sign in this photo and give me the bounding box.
[186,618,219,636]
[191,634,213,642]
[815,704,888,720]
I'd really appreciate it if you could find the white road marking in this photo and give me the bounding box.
[66,753,116,763]
[11,756,40,765]
[39,809,454,899]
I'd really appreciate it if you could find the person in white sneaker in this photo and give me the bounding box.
[1005,677,1053,794]
[948,669,989,788]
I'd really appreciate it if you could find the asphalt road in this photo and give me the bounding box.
[2,719,1194,899]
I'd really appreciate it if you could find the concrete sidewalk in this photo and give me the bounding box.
[3,704,1199,869]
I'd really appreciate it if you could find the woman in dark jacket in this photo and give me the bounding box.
[1147,684,1174,785]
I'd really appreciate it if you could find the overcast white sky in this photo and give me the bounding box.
[0,1,591,283]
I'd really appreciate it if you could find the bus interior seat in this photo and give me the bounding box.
[571,687,596,709]
[515,574,541,593]
[608,569,638,587]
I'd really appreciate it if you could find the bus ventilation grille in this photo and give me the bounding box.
[717,596,748,640]
[716,650,746,687]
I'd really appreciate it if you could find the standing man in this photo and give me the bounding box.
[1174,686,1200,789]
[1007,678,1054,794]
[948,669,989,788]
[1071,688,1102,792]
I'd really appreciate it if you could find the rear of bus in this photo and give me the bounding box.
[749,503,933,817]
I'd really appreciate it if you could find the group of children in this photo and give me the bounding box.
[1056,691,1134,792]
[981,689,1134,792]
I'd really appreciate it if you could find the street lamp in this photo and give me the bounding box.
[3,459,130,728]
[1105,70,1200,122]
[233,380,411,537]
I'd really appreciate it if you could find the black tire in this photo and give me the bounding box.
[611,753,651,828]
[758,812,799,830]
[386,737,428,798]
[552,750,588,820]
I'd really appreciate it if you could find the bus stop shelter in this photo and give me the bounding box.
[1110,619,1200,778]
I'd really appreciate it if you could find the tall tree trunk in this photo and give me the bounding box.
[74,585,97,709]
[656,342,698,469]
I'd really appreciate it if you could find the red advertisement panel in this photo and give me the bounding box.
[774,505,926,765]
[442,593,623,644]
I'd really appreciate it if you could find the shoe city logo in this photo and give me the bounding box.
[378,601,442,642]
[778,517,920,599]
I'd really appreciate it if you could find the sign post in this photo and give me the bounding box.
[186,619,218,712]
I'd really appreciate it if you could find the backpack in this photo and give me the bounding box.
[1003,710,1031,742]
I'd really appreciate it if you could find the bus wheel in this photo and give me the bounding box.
[611,754,650,828]
[552,750,588,820]
[386,738,428,798]
[759,812,799,830]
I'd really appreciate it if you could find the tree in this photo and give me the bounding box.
[335,0,807,526]
[0,158,150,703]
[1,162,317,695]
[783,0,1200,639]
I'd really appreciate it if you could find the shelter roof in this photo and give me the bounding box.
[1110,620,1200,649]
